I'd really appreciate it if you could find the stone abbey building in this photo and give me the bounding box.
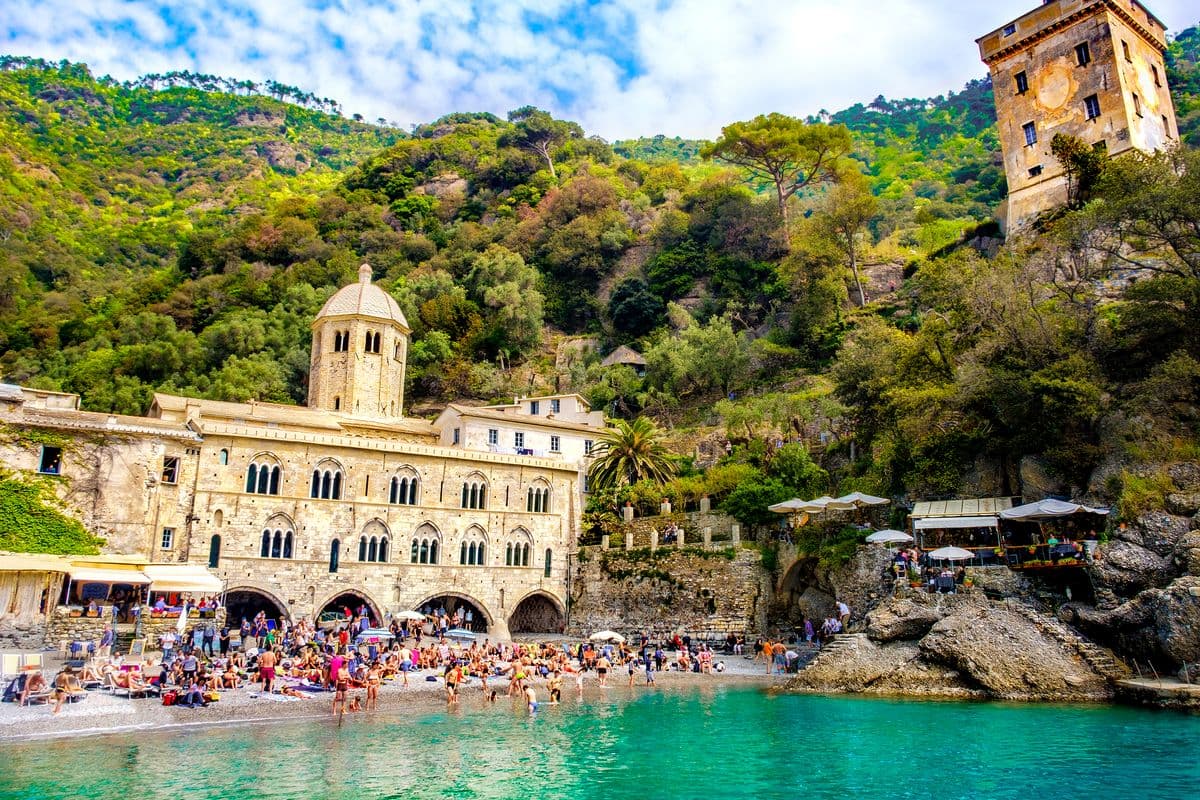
[0,265,606,641]
[978,0,1179,230]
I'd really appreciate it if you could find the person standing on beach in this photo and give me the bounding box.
[99,625,114,659]
[596,654,610,688]
[525,683,538,714]
[258,648,277,694]
[333,662,350,715]
[548,670,562,704]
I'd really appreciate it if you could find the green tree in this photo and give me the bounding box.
[701,113,852,231]
[500,106,583,179]
[587,416,678,490]
[805,172,879,306]
[1050,133,1106,208]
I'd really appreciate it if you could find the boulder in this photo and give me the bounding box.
[1091,540,1175,596]
[825,546,894,622]
[918,605,1111,701]
[1165,493,1200,517]
[1168,462,1200,492]
[1133,513,1192,556]
[1173,531,1200,577]
[866,599,943,643]
[786,637,979,698]
[1019,455,1068,498]
[1146,578,1200,668]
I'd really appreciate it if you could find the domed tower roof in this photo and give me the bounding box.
[314,264,409,330]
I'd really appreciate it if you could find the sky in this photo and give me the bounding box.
[2,0,1197,140]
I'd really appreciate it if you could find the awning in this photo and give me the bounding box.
[143,564,223,593]
[68,566,150,584]
[999,499,1110,521]
[911,497,1014,518]
[0,553,70,573]
[913,516,999,530]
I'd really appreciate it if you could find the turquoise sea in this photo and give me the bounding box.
[1,688,1198,800]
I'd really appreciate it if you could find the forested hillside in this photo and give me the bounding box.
[1,25,1198,517]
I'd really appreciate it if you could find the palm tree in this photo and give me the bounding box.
[587,417,677,490]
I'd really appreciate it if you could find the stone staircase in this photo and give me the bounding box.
[799,633,867,672]
[1005,600,1130,681]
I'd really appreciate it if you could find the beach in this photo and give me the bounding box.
[0,651,777,742]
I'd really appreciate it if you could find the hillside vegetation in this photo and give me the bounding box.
[1,26,1198,522]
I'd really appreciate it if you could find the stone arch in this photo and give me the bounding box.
[259,513,297,560]
[772,557,830,631]
[508,590,566,635]
[459,524,489,566]
[223,583,292,626]
[410,521,442,565]
[245,452,282,495]
[358,518,391,563]
[310,457,346,500]
[505,526,533,567]
[526,477,552,513]
[315,587,384,626]
[459,470,489,510]
[413,590,495,632]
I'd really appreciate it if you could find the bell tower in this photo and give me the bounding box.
[308,264,410,418]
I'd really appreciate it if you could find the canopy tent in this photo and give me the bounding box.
[768,498,812,514]
[865,530,913,544]
[913,516,1000,530]
[142,564,223,594]
[836,492,890,507]
[67,566,149,585]
[927,547,975,561]
[0,553,69,573]
[999,499,1110,521]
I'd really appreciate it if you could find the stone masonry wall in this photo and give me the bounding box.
[567,545,767,638]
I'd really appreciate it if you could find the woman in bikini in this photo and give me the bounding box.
[365,662,381,711]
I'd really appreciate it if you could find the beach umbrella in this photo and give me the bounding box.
[768,498,810,514]
[836,492,891,508]
[394,610,426,621]
[444,628,476,641]
[866,529,913,544]
[809,495,857,512]
[589,630,625,643]
[928,546,975,561]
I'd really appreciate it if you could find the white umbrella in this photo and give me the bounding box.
[928,546,975,561]
[768,498,810,513]
[866,529,913,544]
[810,495,857,512]
[836,492,891,508]
[444,628,475,641]
[589,630,625,643]
[394,610,426,621]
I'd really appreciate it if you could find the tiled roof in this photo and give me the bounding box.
[314,263,409,328]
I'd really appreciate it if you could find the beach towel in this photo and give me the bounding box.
[247,691,300,702]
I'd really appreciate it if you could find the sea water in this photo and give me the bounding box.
[1,688,1197,800]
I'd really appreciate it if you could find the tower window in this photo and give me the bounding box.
[1084,94,1101,120]
[452,428,461,445]
[1122,40,1131,62]
[1028,165,1044,178]
[1075,42,1090,66]
[160,456,179,485]
[218,449,229,465]
[1014,71,1028,95]
[1152,65,1161,87]
[160,528,174,549]
[1023,122,1037,146]
[1132,93,1142,118]
[1003,24,1016,37]
[1163,116,1171,137]
[333,396,341,411]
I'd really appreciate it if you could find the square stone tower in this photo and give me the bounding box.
[978,0,1179,231]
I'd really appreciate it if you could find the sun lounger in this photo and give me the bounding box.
[21,689,52,706]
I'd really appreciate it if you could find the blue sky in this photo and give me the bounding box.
[2,0,1196,139]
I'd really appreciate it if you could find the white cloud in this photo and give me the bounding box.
[1,0,1196,139]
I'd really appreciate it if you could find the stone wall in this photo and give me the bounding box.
[567,544,767,638]
[43,607,226,653]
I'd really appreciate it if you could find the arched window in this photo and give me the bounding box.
[245,456,281,495]
[378,537,388,562]
[330,539,340,573]
[261,516,295,560]
[460,526,488,566]
[419,540,429,564]
[368,536,378,562]
[544,548,552,578]
[430,539,439,564]
[461,477,488,510]
[374,332,381,353]
[213,510,223,528]
[218,449,228,465]
[334,397,341,411]
[522,542,531,567]
[478,542,485,564]
[208,535,221,568]
[359,537,368,562]
[411,539,419,563]
[331,472,342,500]
[389,471,419,506]
[505,542,513,566]
[460,541,468,565]
[527,484,551,513]
[311,461,344,500]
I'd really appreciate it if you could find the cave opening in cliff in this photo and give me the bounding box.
[771,557,829,635]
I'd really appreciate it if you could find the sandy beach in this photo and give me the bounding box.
[0,653,779,743]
